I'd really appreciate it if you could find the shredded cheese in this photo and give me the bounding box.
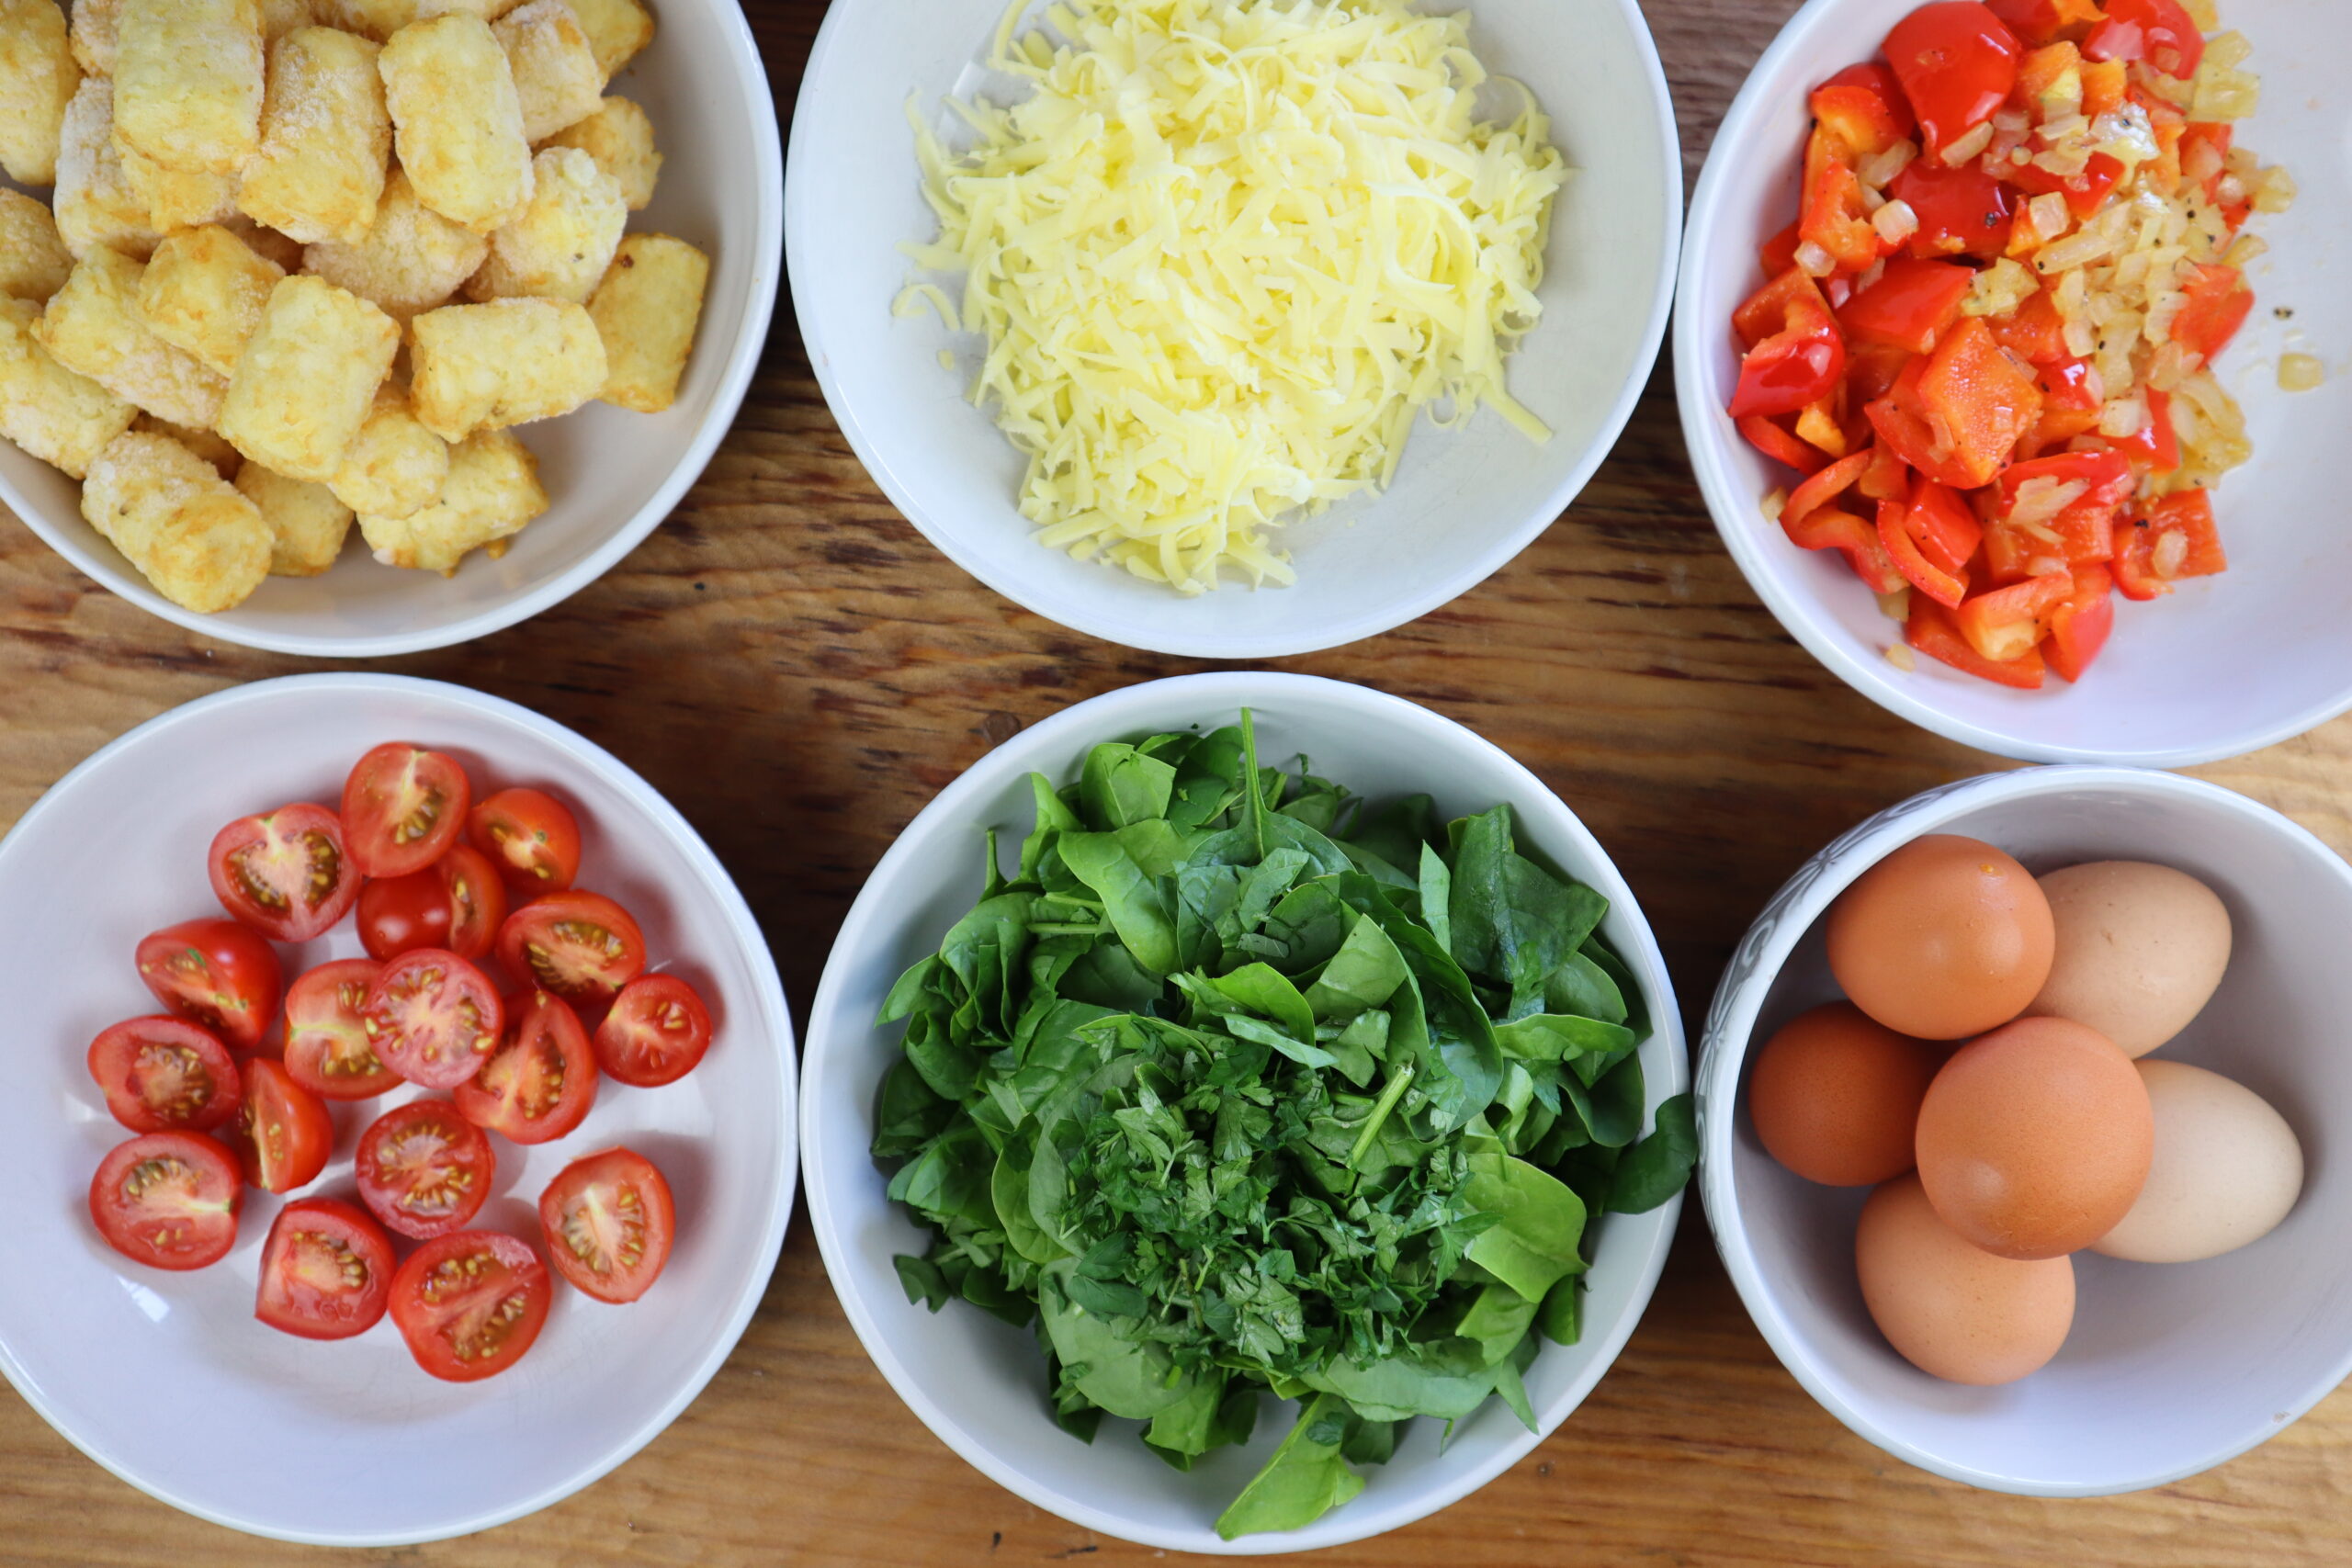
[895,0,1566,593]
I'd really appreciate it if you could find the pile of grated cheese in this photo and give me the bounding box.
[895,0,1566,594]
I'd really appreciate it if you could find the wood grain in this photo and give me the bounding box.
[6,0,2352,1563]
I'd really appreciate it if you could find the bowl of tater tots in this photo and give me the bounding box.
[0,0,781,655]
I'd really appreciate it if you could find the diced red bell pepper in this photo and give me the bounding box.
[1880,497,1969,607]
[2026,355,2104,453]
[1885,4,2023,159]
[2086,0,2206,80]
[2042,562,2116,682]
[1739,413,1830,476]
[1859,442,1912,502]
[1986,0,2105,48]
[2103,385,2179,474]
[2014,41,2082,106]
[1847,341,1917,403]
[2171,265,2255,363]
[1982,520,2068,583]
[1956,570,2073,661]
[1730,269,1848,420]
[1906,475,1984,574]
[1990,291,2073,365]
[1789,505,1911,594]
[1997,449,2135,556]
[2113,489,2227,598]
[1890,161,2016,259]
[1869,317,2043,489]
[1907,594,2047,688]
[2080,57,2129,119]
[1802,129,1883,275]
[1812,63,1917,159]
[1759,219,1804,279]
[1783,449,1873,527]
[2008,151,2128,221]
[1838,258,1976,355]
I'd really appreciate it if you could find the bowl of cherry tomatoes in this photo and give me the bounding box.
[0,673,797,1546]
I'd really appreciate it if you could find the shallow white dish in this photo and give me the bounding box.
[0,673,798,1545]
[785,0,1679,658]
[801,671,1689,1552]
[1697,766,2352,1495]
[0,0,783,658]
[1675,0,2352,765]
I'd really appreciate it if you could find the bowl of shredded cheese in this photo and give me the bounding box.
[786,0,1681,657]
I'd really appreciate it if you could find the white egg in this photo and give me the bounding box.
[2093,1060,2302,1264]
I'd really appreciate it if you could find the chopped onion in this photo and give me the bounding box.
[2279,354,2326,392]
[1796,241,1837,277]
[1871,200,1919,246]
[1939,120,1995,166]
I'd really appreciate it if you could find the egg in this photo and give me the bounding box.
[1826,834,2054,1041]
[2026,861,2233,1058]
[1748,1001,1940,1186]
[1914,1016,2152,1259]
[2094,1060,2303,1263]
[1856,1174,2076,1386]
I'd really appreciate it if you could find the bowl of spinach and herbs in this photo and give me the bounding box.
[801,673,1693,1554]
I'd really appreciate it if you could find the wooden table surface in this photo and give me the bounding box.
[7,0,2352,1562]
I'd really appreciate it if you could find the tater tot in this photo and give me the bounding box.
[409,298,605,441]
[238,27,390,246]
[331,384,448,518]
[82,429,272,612]
[137,225,286,378]
[37,244,225,428]
[359,426,543,572]
[52,79,159,261]
[467,147,623,304]
[70,0,118,76]
[218,274,399,480]
[315,0,523,34]
[0,296,137,478]
[236,457,355,575]
[495,0,603,143]
[537,95,658,211]
[379,14,535,233]
[135,413,243,478]
[224,219,306,274]
[259,0,315,39]
[114,0,265,175]
[588,232,707,414]
[0,0,78,186]
[119,142,241,234]
[301,168,487,319]
[0,190,74,302]
[564,0,651,78]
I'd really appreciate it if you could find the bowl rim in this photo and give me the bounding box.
[0,2,786,661]
[782,0,1684,660]
[0,671,803,1546]
[1694,762,2352,1496]
[1669,0,2352,768]
[798,669,1689,1553]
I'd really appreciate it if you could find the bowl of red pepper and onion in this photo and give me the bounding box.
[1676,0,2348,766]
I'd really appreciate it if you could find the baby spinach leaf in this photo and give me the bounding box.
[1058,833,1177,976]
[1461,1152,1588,1304]
[1040,1262,1191,1420]
[1302,912,1410,1021]
[894,1254,950,1311]
[1080,742,1177,830]
[1347,793,1438,876]
[1536,1275,1583,1347]
[1215,1394,1366,1542]
[1608,1092,1699,1214]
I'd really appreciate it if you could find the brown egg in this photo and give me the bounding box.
[1826,834,2054,1040]
[1857,1174,2076,1386]
[1915,1016,2153,1259]
[2026,861,2233,1057]
[1748,1002,1940,1186]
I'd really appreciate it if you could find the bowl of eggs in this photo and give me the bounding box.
[1697,765,2352,1496]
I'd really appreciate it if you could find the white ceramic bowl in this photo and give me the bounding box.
[0,673,798,1544]
[786,0,1679,659]
[801,671,1689,1552]
[1676,0,2352,766]
[1697,766,2352,1495]
[0,2,782,658]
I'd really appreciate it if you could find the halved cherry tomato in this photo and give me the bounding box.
[1880,498,1968,607]
[358,844,507,962]
[539,1148,675,1304]
[342,744,472,880]
[224,1058,333,1193]
[2085,0,2205,80]
[256,1198,394,1341]
[595,975,715,1088]
[1955,570,2074,661]
[495,891,647,1012]
[1986,0,2103,48]
[207,804,359,943]
[2171,264,2255,363]
[356,1099,494,1239]
[467,787,582,895]
[1811,63,1917,160]
[1889,161,2015,259]
[284,959,402,1100]
[87,1016,241,1134]
[364,949,505,1089]
[1884,4,2022,158]
[134,919,283,1052]
[390,1231,550,1382]
[88,1132,242,1270]
[455,990,599,1145]
[1906,593,2047,688]
[1906,476,1984,575]
[1730,268,1848,420]
[2043,563,2117,682]
[1838,258,1974,355]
